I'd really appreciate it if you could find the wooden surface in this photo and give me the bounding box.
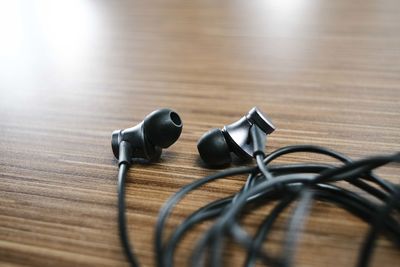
[0,0,399,266]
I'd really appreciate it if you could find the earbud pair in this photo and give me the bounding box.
[111,107,275,167]
[111,107,275,267]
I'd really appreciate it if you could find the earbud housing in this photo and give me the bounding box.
[197,107,275,166]
[112,109,182,164]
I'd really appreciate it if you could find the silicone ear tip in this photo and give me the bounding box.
[197,128,231,166]
[143,108,183,148]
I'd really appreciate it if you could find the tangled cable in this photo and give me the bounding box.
[155,142,400,267]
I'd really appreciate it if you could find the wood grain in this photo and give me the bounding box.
[0,0,399,266]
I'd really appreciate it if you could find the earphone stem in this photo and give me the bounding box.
[250,124,266,158]
[250,125,273,181]
[118,141,133,166]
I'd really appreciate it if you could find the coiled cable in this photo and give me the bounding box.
[155,142,400,267]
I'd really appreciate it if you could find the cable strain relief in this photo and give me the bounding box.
[250,124,267,157]
[118,141,133,166]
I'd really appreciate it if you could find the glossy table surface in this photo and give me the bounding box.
[0,0,399,266]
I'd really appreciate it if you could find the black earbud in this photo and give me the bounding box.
[111,108,183,164]
[197,107,275,166]
[112,108,183,267]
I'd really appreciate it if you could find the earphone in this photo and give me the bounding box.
[197,107,275,166]
[112,108,183,164]
[111,108,183,267]
[112,107,399,267]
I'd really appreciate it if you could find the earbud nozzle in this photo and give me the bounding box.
[143,109,183,148]
[197,128,231,166]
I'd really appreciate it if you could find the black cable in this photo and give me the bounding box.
[357,191,399,267]
[243,184,400,267]
[155,166,256,267]
[256,154,273,181]
[118,163,140,267]
[116,141,399,267]
[244,195,295,267]
[155,146,400,267]
[281,189,314,267]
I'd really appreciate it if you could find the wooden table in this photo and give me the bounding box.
[0,0,399,266]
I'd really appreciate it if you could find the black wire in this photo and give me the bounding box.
[244,195,295,267]
[155,165,256,267]
[216,156,398,233]
[243,183,400,267]
[116,144,399,267]
[281,189,314,267]
[163,197,232,267]
[256,154,273,181]
[263,145,397,195]
[118,163,140,267]
[155,147,400,267]
[357,191,399,267]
